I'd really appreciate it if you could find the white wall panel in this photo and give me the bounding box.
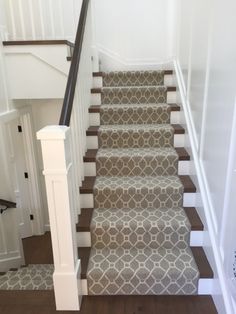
[92,0,176,70]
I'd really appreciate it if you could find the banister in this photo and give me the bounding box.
[0,199,16,214]
[59,0,90,127]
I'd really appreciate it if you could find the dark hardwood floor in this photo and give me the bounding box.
[0,233,217,314]
[22,232,53,264]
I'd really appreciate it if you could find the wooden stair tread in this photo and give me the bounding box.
[80,175,196,194]
[184,208,204,231]
[179,176,196,193]
[3,40,74,47]
[78,246,212,280]
[84,148,190,162]
[191,247,214,278]
[76,209,94,232]
[77,247,91,280]
[91,86,176,93]
[89,104,180,113]
[92,70,174,77]
[86,124,185,136]
[76,207,203,232]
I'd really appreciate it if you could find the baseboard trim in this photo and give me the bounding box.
[174,58,232,314]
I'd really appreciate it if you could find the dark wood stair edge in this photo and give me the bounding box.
[89,103,180,113]
[76,208,94,232]
[76,207,203,233]
[78,246,213,280]
[86,124,185,136]
[3,40,75,47]
[80,175,196,194]
[84,148,190,163]
[91,86,176,93]
[92,70,174,77]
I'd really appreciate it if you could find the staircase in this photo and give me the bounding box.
[0,265,53,290]
[78,70,213,296]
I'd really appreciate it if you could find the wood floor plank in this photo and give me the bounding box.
[0,292,217,314]
[76,209,94,232]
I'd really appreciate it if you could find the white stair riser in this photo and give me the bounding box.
[89,111,180,126]
[91,91,177,106]
[93,75,174,89]
[80,278,213,296]
[80,192,196,209]
[84,160,190,177]
[77,230,204,248]
[87,134,185,150]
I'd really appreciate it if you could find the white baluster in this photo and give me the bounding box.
[38,0,45,39]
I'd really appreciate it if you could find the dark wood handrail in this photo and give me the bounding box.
[0,199,16,214]
[59,0,90,126]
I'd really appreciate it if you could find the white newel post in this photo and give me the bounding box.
[37,126,82,311]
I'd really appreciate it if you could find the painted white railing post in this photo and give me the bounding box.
[37,125,82,311]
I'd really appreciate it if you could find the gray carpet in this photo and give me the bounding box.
[87,70,199,295]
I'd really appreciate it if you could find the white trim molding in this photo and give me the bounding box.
[174,58,233,314]
[37,126,82,311]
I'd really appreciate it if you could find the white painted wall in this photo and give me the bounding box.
[92,0,177,70]
[4,0,78,41]
[176,0,236,312]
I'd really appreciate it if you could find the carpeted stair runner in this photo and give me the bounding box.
[100,103,171,125]
[0,265,54,290]
[96,148,178,176]
[103,70,165,87]
[87,70,199,295]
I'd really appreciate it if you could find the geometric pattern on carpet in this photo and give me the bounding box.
[87,69,199,295]
[96,148,179,176]
[0,265,54,290]
[91,207,191,249]
[94,176,184,210]
[87,247,199,295]
[98,124,174,149]
[101,86,167,105]
[103,70,165,87]
[100,103,171,125]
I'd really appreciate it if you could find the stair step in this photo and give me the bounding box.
[87,124,185,136]
[77,208,94,232]
[93,70,174,77]
[78,247,91,280]
[78,246,213,281]
[87,124,184,149]
[91,207,191,249]
[95,147,179,176]
[84,147,190,163]
[87,246,199,295]
[76,207,203,233]
[0,265,54,290]
[80,176,195,194]
[89,103,180,113]
[91,87,176,94]
[92,70,173,88]
[91,86,176,106]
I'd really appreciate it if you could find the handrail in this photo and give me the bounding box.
[0,199,16,214]
[59,0,90,127]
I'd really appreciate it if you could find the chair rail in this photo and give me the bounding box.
[59,0,90,127]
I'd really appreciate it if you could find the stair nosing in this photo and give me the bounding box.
[89,103,180,113]
[80,175,196,194]
[76,207,203,232]
[92,70,174,77]
[84,148,190,162]
[86,124,185,136]
[91,86,176,94]
[78,246,213,280]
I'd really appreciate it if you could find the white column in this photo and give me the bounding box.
[37,125,82,311]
